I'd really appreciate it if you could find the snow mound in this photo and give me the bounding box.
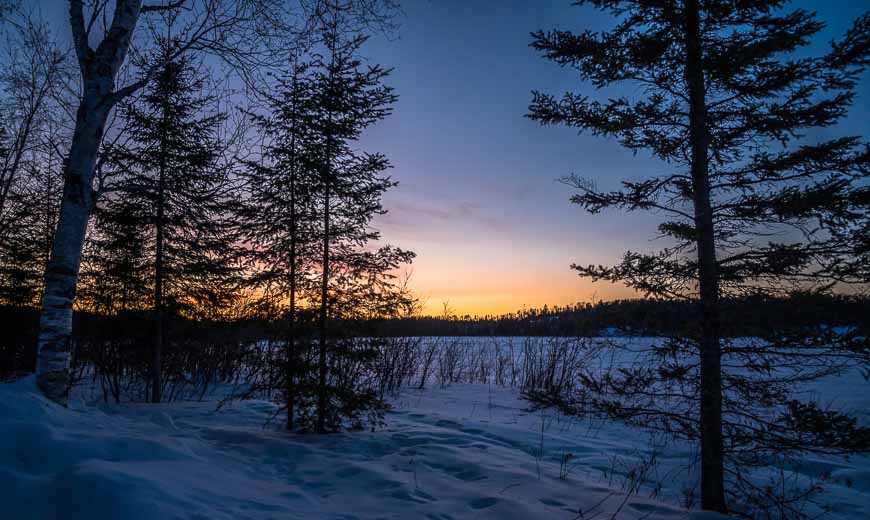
[0,376,734,520]
[0,377,211,519]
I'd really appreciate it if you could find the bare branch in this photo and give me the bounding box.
[140,0,187,13]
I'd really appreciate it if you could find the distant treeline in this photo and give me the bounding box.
[5,293,867,381]
[376,293,870,337]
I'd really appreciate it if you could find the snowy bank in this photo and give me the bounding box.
[0,375,737,520]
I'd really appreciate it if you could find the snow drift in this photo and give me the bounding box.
[0,373,743,520]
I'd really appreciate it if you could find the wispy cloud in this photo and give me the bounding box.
[378,199,510,235]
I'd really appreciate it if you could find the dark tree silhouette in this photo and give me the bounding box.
[79,196,152,315]
[0,11,68,308]
[241,56,322,430]
[529,1,870,514]
[240,3,414,433]
[96,41,241,403]
[310,16,412,432]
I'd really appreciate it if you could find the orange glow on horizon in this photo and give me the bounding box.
[401,250,638,318]
[413,284,638,318]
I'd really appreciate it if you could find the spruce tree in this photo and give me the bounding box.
[241,4,414,433]
[528,2,869,514]
[308,9,414,433]
[79,196,152,315]
[241,57,321,430]
[100,40,240,403]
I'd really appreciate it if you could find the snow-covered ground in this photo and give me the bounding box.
[1,337,867,519]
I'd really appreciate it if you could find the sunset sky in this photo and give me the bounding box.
[357,0,870,316]
[38,1,870,317]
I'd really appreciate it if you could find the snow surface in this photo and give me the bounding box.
[1,336,868,519]
[0,380,719,519]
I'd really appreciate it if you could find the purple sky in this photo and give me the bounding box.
[358,0,870,315]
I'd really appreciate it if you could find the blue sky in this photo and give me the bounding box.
[357,0,870,314]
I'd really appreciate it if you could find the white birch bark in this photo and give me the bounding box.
[36,0,143,405]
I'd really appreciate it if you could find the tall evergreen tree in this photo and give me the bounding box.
[528,2,869,514]
[242,4,414,433]
[308,8,413,433]
[97,40,241,403]
[241,57,322,430]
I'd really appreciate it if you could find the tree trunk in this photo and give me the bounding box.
[36,0,144,406]
[287,261,295,431]
[317,168,330,434]
[287,145,297,432]
[153,134,167,404]
[684,0,726,512]
[36,97,110,405]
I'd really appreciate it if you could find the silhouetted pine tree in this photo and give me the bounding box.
[241,57,322,430]
[308,6,413,432]
[238,5,413,434]
[528,2,869,515]
[97,40,241,403]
